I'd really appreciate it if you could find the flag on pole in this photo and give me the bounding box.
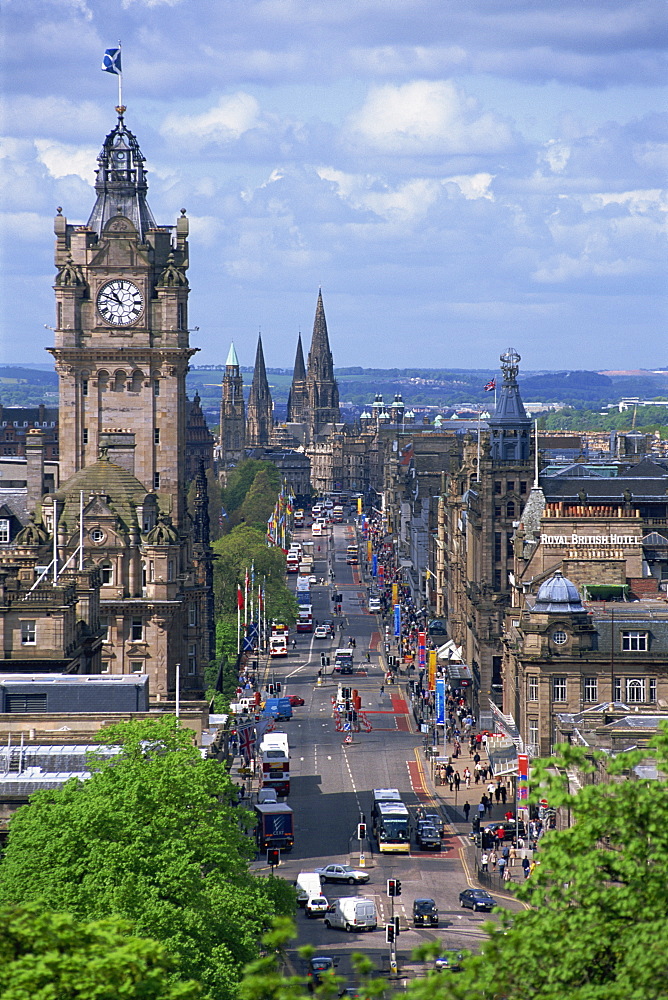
[101,47,122,75]
[238,724,256,763]
[237,585,243,611]
[484,379,496,392]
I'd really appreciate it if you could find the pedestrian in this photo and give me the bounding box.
[494,784,502,804]
[501,845,510,861]
[454,770,461,791]
[503,865,511,882]
[498,857,506,879]
[380,684,384,696]
[292,638,297,649]
[473,752,481,765]
[463,801,471,823]
[489,848,498,870]
[481,794,489,814]
[480,852,489,873]
[477,802,486,821]
[522,857,531,879]
[505,810,514,823]
[366,651,370,662]
[500,784,507,804]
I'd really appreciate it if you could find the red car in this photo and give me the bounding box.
[288,695,305,707]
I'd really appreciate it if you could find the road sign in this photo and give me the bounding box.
[344,733,353,744]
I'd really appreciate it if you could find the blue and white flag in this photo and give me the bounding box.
[102,47,122,75]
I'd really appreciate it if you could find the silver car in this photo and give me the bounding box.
[314,863,370,885]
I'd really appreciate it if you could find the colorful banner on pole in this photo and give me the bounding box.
[427,645,435,690]
[372,553,378,577]
[435,677,445,724]
[517,754,529,802]
[393,604,401,638]
[392,583,399,606]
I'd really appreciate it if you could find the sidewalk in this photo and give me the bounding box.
[414,732,532,891]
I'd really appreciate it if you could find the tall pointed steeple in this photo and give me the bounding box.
[287,333,307,423]
[306,289,339,439]
[246,334,273,447]
[218,341,245,467]
[87,110,157,241]
[487,348,532,462]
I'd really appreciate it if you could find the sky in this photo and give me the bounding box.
[1,0,666,374]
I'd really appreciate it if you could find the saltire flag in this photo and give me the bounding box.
[484,379,496,392]
[238,724,256,763]
[101,47,122,75]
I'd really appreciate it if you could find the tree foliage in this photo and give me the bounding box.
[221,460,281,523]
[0,718,295,1000]
[0,902,201,1000]
[212,525,297,624]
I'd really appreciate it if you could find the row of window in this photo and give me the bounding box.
[82,428,161,446]
[527,674,657,704]
[82,378,162,396]
[1,421,56,428]
[495,480,528,496]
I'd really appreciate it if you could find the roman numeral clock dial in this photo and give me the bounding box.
[97,279,144,326]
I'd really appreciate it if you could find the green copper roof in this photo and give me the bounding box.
[226,342,239,367]
[53,454,151,532]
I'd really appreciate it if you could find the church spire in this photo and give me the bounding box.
[218,341,245,466]
[287,333,307,423]
[246,334,273,447]
[306,289,339,439]
[87,109,157,240]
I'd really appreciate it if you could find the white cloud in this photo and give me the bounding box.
[532,254,648,283]
[344,80,513,154]
[161,94,261,147]
[541,140,571,173]
[34,140,98,183]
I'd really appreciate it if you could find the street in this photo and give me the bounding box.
[250,519,517,988]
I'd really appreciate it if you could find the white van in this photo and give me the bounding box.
[257,788,277,804]
[296,872,322,907]
[324,896,377,932]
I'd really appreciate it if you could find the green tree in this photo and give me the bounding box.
[221,460,280,520]
[0,902,202,1000]
[212,525,297,624]
[0,718,295,1000]
[405,728,668,1000]
[233,468,282,532]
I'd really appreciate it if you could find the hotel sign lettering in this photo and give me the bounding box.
[540,534,641,546]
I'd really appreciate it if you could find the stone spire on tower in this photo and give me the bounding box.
[306,289,339,438]
[218,342,246,467]
[246,334,273,447]
[287,333,307,423]
[86,109,157,241]
[487,348,532,463]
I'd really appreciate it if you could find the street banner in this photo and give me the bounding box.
[357,497,362,515]
[393,604,401,638]
[378,563,384,582]
[392,583,399,606]
[372,553,378,576]
[517,753,529,802]
[435,677,445,723]
[367,539,373,562]
[428,649,437,690]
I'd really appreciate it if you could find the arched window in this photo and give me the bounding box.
[114,370,127,392]
[507,501,515,518]
[130,370,144,393]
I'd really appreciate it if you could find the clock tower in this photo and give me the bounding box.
[49,106,194,526]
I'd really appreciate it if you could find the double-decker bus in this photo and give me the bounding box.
[346,544,358,565]
[371,788,411,853]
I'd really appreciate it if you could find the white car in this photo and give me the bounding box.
[314,864,370,885]
[305,895,329,918]
[314,625,329,639]
[368,598,382,613]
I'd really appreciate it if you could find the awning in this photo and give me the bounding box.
[583,583,629,601]
[488,744,519,776]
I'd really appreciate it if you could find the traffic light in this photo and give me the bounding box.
[266,848,280,867]
[387,878,396,897]
[394,915,400,937]
[357,822,366,840]
[385,922,395,944]
[395,879,402,897]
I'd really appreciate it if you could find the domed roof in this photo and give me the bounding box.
[50,452,151,532]
[532,570,585,613]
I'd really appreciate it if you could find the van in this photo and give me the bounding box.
[258,788,278,804]
[262,697,293,720]
[324,896,377,932]
[296,872,322,907]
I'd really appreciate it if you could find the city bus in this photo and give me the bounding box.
[346,544,358,565]
[373,801,411,853]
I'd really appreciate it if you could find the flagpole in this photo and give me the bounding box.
[117,40,122,108]
[237,599,241,655]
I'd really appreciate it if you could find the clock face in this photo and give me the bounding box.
[97,279,143,326]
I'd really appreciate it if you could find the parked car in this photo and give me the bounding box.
[315,863,370,885]
[416,825,442,850]
[484,820,526,842]
[459,888,497,912]
[413,897,439,927]
[287,694,305,707]
[305,895,329,919]
[416,809,444,835]
[314,625,329,639]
